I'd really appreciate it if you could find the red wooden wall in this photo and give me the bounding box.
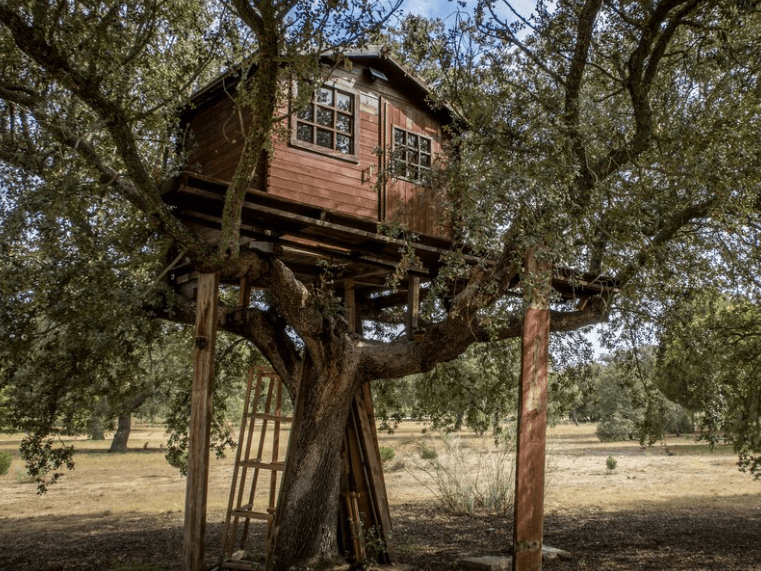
[182,59,452,240]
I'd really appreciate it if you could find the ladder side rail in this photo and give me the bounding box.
[265,376,285,543]
[220,366,259,565]
[240,369,276,544]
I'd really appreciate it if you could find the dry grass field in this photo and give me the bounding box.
[1,422,760,570]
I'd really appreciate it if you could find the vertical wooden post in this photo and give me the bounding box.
[406,276,420,340]
[184,272,219,571]
[513,253,551,571]
[345,280,357,334]
[239,277,252,308]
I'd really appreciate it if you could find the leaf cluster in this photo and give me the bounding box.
[657,288,761,477]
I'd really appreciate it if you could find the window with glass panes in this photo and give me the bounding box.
[392,128,432,182]
[295,86,355,157]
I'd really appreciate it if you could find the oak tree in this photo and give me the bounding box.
[2,0,761,568]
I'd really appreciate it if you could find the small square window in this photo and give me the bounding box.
[336,93,352,112]
[316,87,333,105]
[336,114,352,133]
[336,134,353,154]
[297,123,314,143]
[297,106,313,122]
[392,127,433,183]
[292,85,358,160]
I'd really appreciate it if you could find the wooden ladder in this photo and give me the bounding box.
[219,366,291,570]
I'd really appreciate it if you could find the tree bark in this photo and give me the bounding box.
[89,421,106,441]
[108,413,132,453]
[108,393,151,453]
[270,351,361,570]
[89,397,110,440]
[513,250,552,571]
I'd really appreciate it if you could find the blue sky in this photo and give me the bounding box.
[401,0,538,22]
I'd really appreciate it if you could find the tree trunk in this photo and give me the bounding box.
[270,353,360,571]
[108,393,151,453]
[89,417,106,441]
[89,397,109,440]
[109,412,132,452]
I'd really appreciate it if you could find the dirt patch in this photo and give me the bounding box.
[1,423,760,570]
[2,502,760,570]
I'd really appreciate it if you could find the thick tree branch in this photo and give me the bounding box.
[564,0,604,183]
[587,0,705,183]
[231,0,265,35]
[151,288,301,394]
[358,297,610,381]
[615,198,716,287]
[218,2,282,260]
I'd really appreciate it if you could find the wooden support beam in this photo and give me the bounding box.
[184,272,219,571]
[406,276,420,340]
[345,280,357,334]
[239,277,252,308]
[513,253,551,571]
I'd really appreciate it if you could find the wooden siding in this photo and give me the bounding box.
[181,61,452,240]
[382,95,450,237]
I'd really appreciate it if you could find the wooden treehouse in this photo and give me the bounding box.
[162,48,616,571]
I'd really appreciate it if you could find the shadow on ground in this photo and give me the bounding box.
[1,497,760,570]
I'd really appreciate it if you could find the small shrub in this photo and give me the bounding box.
[596,416,636,442]
[15,467,35,484]
[379,446,395,466]
[409,434,515,516]
[0,451,12,476]
[419,442,438,460]
[606,455,617,474]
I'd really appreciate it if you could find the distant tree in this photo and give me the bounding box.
[375,331,593,435]
[657,289,761,477]
[557,346,694,442]
[374,340,521,435]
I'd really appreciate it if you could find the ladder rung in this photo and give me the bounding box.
[231,508,274,521]
[238,460,286,471]
[246,412,294,422]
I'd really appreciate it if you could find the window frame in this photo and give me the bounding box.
[290,83,360,163]
[391,126,433,183]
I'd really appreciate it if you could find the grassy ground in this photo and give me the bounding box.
[1,422,759,570]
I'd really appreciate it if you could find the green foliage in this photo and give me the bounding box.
[0,451,12,476]
[606,455,617,474]
[0,184,257,483]
[18,434,75,493]
[375,340,521,435]
[378,446,395,466]
[560,346,695,444]
[656,290,761,478]
[597,416,636,443]
[163,330,264,475]
[419,442,438,461]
